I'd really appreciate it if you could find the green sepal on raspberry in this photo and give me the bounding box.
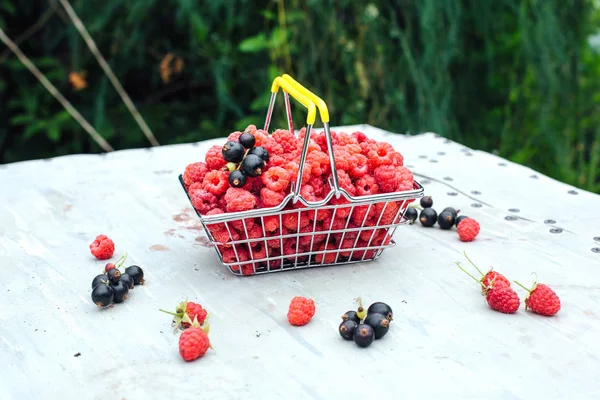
[160,299,209,333]
[460,251,511,295]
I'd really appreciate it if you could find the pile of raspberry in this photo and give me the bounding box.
[182,125,416,275]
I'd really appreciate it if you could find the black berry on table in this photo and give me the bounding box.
[107,268,121,284]
[419,208,437,227]
[91,282,114,308]
[229,170,247,188]
[339,320,358,341]
[443,207,459,218]
[456,215,469,227]
[120,273,135,290]
[110,280,129,304]
[222,141,245,163]
[247,146,270,162]
[363,313,390,339]
[341,310,361,324]
[405,207,418,224]
[437,210,456,230]
[366,302,393,321]
[353,324,375,348]
[124,265,145,285]
[239,132,256,149]
[241,154,265,177]
[420,196,433,208]
[91,274,109,289]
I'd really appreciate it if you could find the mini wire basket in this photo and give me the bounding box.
[179,74,424,276]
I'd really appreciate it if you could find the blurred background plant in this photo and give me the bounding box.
[1,0,599,193]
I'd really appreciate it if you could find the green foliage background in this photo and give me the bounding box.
[1,0,599,193]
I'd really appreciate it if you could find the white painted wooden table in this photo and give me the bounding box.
[1,124,600,400]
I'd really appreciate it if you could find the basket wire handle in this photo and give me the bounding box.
[280,74,341,200]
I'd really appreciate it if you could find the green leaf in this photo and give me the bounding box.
[52,110,72,125]
[10,114,34,125]
[23,121,46,140]
[190,13,208,42]
[47,125,61,142]
[238,33,268,53]
[270,28,287,48]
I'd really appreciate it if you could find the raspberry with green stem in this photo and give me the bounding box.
[462,251,511,292]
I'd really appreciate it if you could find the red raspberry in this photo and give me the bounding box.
[298,224,327,246]
[374,165,399,193]
[222,246,250,266]
[260,188,285,208]
[307,140,322,153]
[336,170,356,196]
[322,216,347,231]
[287,296,316,326]
[355,175,379,196]
[350,240,376,260]
[351,131,368,143]
[224,188,256,212]
[241,176,264,195]
[396,166,415,191]
[179,325,211,362]
[333,149,353,172]
[306,151,330,176]
[375,201,401,224]
[315,242,339,264]
[287,161,311,185]
[268,155,287,168]
[514,281,561,316]
[187,181,203,196]
[262,215,281,233]
[184,301,208,328]
[227,131,242,142]
[205,145,227,170]
[238,223,263,240]
[262,167,291,192]
[244,124,258,134]
[272,129,299,153]
[337,132,359,146]
[391,151,404,166]
[191,190,217,214]
[90,234,115,260]
[183,162,209,187]
[250,242,267,261]
[367,142,395,168]
[253,130,268,146]
[228,217,256,232]
[307,176,327,198]
[328,197,352,218]
[349,154,369,179]
[282,212,311,231]
[486,285,520,314]
[457,218,480,242]
[262,137,284,156]
[202,170,228,196]
[481,271,511,292]
[351,205,376,226]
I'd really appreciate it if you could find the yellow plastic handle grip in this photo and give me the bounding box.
[281,74,330,123]
[270,77,316,125]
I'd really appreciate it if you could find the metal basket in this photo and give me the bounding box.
[179,74,424,276]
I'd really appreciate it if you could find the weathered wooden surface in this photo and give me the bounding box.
[1,124,599,400]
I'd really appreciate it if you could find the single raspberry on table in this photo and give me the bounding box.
[260,187,286,208]
[205,145,227,170]
[202,170,229,196]
[191,190,218,214]
[287,296,316,326]
[367,142,395,168]
[224,188,256,213]
[178,321,211,362]
[514,280,561,316]
[183,162,210,187]
[374,165,400,193]
[90,234,115,260]
[355,175,379,196]
[485,284,520,314]
[457,218,480,242]
[262,166,291,192]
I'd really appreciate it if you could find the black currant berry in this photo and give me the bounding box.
[229,170,247,188]
[405,207,418,224]
[125,265,145,285]
[437,210,456,230]
[363,313,390,339]
[341,310,361,324]
[110,281,129,304]
[443,207,459,219]
[107,268,121,284]
[420,196,433,208]
[91,274,109,289]
[239,132,256,149]
[241,154,265,177]
[222,141,245,163]
[120,273,135,290]
[339,320,358,341]
[353,324,375,348]
[367,302,393,321]
[247,146,270,162]
[456,215,469,227]
[419,208,437,227]
[91,283,114,308]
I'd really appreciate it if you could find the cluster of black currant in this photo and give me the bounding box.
[338,298,393,348]
[90,253,145,309]
[405,196,468,229]
[222,132,270,188]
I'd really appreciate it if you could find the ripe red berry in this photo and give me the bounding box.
[287,296,316,326]
[514,280,561,316]
[457,218,480,242]
[457,252,510,295]
[179,325,211,362]
[90,234,115,260]
[486,285,520,314]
